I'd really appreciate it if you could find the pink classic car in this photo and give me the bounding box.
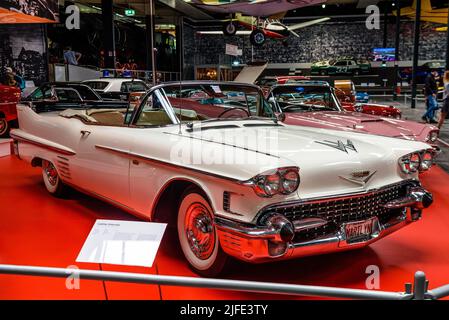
[267,83,439,150]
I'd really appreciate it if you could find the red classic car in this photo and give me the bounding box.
[267,83,439,149]
[0,84,21,137]
[334,80,402,119]
[341,101,402,119]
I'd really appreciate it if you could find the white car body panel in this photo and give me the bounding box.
[13,101,430,224]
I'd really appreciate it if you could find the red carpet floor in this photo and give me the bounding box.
[1,155,449,300]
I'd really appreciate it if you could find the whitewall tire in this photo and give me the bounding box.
[42,160,67,197]
[177,187,228,277]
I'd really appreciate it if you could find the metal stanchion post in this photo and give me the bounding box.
[413,271,427,300]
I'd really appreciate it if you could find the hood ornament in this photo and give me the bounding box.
[315,139,357,153]
[339,170,376,186]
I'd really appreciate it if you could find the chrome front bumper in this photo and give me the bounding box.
[215,184,432,263]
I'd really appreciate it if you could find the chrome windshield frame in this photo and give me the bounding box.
[129,81,268,126]
[268,83,344,113]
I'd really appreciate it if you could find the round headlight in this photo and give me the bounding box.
[280,169,300,194]
[420,151,433,171]
[427,131,439,143]
[409,153,421,172]
[399,152,421,174]
[247,167,300,197]
[253,173,280,197]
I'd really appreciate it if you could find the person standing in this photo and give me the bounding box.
[438,71,449,129]
[63,46,82,65]
[422,70,439,123]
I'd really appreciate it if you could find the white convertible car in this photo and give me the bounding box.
[12,81,434,276]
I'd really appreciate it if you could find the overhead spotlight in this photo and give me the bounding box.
[322,4,326,8]
[392,2,395,6]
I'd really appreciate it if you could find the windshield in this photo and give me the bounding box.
[69,85,101,100]
[132,83,274,127]
[83,81,109,90]
[270,86,342,113]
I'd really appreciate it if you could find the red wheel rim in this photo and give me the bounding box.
[43,161,58,186]
[184,202,215,260]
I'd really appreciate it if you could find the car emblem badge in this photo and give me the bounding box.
[339,170,376,186]
[315,139,357,153]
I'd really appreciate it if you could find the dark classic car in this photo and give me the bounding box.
[23,82,129,114]
[310,57,371,76]
[400,61,445,84]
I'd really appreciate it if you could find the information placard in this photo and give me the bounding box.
[76,219,167,268]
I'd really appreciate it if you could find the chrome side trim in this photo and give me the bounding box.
[95,144,240,182]
[10,132,76,156]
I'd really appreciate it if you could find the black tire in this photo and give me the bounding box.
[42,159,68,198]
[177,186,228,277]
[250,29,266,46]
[223,22,237,36]
[0,118,9,138]
[353,69,360,76]
[320,69,327,76]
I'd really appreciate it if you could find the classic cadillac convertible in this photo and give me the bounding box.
[12,81,434,276]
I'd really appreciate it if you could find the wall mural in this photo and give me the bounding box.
[0,24,47,85]
[0,0,59,23]
[186,21,447,65]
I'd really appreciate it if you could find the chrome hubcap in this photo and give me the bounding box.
[185,203,215,260]
[254,33,264,44]
[43,161,58,186]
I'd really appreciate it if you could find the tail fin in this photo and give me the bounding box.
[421,0,433,11]
[413,0,433,11]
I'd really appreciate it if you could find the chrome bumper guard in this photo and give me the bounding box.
[215,185,432,263]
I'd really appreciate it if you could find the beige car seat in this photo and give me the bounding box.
[136,110,172,126]
[88,110,125,126]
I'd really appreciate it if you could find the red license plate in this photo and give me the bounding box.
[344,218,376,243]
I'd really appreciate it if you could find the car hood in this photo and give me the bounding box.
[162,120,430,198]
[283,111,427,140]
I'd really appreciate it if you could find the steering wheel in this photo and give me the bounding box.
[217,107,250,118]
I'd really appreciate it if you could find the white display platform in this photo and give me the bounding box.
[0,139,12,157]
[77,219,167,268]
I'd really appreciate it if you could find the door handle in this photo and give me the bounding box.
[80,130,91,136]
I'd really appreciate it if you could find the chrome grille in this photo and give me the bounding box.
[259,182,412,241]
